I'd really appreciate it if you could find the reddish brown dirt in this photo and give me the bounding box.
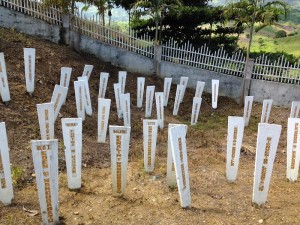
[0,27,300,225]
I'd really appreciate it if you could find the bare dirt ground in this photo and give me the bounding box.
[0,27,300,225]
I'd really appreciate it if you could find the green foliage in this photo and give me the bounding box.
[275,29,287,38]
[288,31,298,37]
[133,0,182,43]
[223,0,289,59]
[132,1,241,52]
[11,166,24,187]
[249,51,300,64]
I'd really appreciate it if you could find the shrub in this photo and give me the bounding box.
[288,32,298,37]
[275,30,287,38]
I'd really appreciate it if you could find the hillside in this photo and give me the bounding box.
[239,27,300,57]
[1,27,300,225]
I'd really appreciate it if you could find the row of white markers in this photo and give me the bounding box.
[0,48,210,225]
[228,97,300,206]
[1,49,300,224]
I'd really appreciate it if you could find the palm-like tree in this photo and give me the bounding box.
[224,0,288,60]
[224,0,288,104]
[134,0,182,44]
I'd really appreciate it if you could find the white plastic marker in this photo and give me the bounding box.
[212,79,219,109]
[260,99,273,123]
[78,76,92,116]
[143,120,158,173]
[60,67,72,105]
[37,102,55,140]
[109,126,131,196]
[82,64,93,80]
[74,80,86,121]
[24,48,36,95]
[51,85,68,121]
[121,93,131,127]
[0,53,11,102]
[226,116,245,182]
[163,77,172,107]
[32,139,59,224]
[243,96,254,127]
[290,101,300,118]
[0,123,14,205]
[167,124,187,187]
[113,83,122,119]
[99,72,109,98]
[145,86,155,118]
[195,81,205,98]
[155,92,164,129]
[252,123,282,206]
[191,97,202,125]
[97,98,111,143]
[60,67,72,88]
[179,77,189,103]
[173,84,184,116]
[62,118,82,190]
[170,125,191,208]
[287,118,300,181]
[137,77,145,108]
[118,71,127,94]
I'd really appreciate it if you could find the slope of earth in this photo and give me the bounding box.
[0,27,300,225]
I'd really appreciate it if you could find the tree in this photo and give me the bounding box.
[133,0,182,44]
[114,0,136,33]
[41,0,75,13]
[224,0,289,62]
[224,0,288,104]
[131,1,241,52]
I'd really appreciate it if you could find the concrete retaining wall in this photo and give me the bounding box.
[0,6,62,43]
[250,79,300,107]
[159,61,243,102]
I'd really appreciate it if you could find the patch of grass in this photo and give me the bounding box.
[11,165,24,187]
[248,116,260,132]
[194,113,228,132]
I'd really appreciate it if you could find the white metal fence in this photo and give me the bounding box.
[1,0,300,84]
[253,54,300,85]
[72,15,154,58]
[1,0,62,25]
[162,39,246,77]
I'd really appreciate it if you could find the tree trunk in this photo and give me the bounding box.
[159,18,162,45]
[240,3,257,106]
[71,0,75,14]
[102,11,105,26]
[128,10,131,35]
[155,20,159,45]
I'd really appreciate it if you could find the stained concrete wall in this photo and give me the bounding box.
[159,61,243,103]
[250,79,300,107]
[77,34,154,75]
[1,5,299,107]
[0,6,62,43]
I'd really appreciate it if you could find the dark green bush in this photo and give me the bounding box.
[275,30,287,38]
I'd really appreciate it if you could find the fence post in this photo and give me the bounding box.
[154,44,162,77]
[60,14,70,45]
[241,58,254,105]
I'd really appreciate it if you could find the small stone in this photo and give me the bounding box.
[74,212,79,215]
[258,219,263,224]
[152,175,160,180]
[32,174,36,177]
